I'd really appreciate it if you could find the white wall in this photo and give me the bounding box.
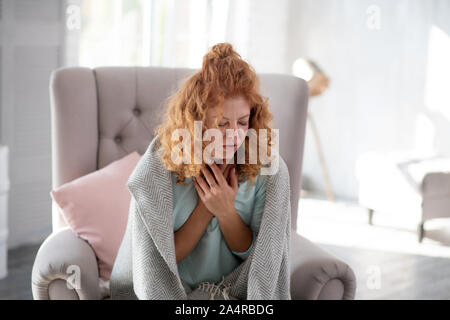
[287,0,450,200]
[0,0,76,248]
[225,0,290,74]
[3,0,449,247]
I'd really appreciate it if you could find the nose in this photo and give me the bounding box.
[228,121,239,130]
[225,128,242,145]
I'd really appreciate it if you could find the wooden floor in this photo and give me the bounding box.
[3,194,450,300]
[0,243,40,300]
[1,240,450,300]
[321,242,450,299]
[298,196,450,300]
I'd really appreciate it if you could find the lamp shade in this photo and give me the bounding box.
[292,58,329,97]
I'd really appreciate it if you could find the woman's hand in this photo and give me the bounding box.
[193,162,239,219]
[194,164,230,211]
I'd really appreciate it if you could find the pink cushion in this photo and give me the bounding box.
[50,152,141,281]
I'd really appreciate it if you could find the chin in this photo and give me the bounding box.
[211,153,235,163]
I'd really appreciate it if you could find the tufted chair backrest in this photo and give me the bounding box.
[49,66,309,233]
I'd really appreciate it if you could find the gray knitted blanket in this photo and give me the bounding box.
[109,135,292,300]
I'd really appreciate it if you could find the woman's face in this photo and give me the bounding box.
[205,96,251,160]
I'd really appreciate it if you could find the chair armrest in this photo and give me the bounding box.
[422,172,450,197]
[31,227,102,300]
[290,231,357,300]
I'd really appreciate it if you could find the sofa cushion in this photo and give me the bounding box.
[50,152,141,281]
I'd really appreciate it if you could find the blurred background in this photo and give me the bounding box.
[1,0,450,299]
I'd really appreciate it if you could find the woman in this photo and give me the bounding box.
[110,42,291,300]
[154,42,275,297]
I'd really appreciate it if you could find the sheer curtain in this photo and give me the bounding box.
[78,0,151,67]
[150,0,231,68]
[76,0,252,69]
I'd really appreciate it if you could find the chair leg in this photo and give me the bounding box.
[368,208,374,225]
[418,222,425,243]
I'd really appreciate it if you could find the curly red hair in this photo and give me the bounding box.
[154,42,275,186]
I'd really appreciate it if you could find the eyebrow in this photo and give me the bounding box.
[220,114,250,120]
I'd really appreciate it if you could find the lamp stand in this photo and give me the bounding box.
[307,112,336,202]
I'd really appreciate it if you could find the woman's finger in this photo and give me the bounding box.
[220,163,229,174]
[196,175,210,194]
[229,167,238,192]
[201,166,218,188]
[223,165,231,184]
[208,163,227,187]
[193,179,205,199]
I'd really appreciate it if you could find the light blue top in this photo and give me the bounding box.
[172,170,267,290]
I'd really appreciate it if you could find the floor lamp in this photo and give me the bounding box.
[293,58,336,202]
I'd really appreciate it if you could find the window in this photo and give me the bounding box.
[78,0,230,68]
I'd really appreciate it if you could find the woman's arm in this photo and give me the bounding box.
[194,162,253,253]
[217,208,253,253]
[175,164,233,264]
[174,200,214,264]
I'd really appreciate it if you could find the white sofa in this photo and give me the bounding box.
[356,150,450,242]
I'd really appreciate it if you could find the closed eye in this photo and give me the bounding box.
[219,121,248,127]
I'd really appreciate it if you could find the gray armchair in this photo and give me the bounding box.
[31,66,357,300]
